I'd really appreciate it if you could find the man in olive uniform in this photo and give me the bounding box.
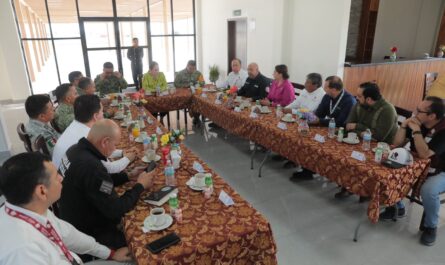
[94,62,128,96]
[25,94,60,155]
[127,37,143,88]
[174,60,203,88]
[54,83,78,132]
[68,71,83,95]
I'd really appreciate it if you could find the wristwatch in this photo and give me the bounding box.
[412,131,422,136]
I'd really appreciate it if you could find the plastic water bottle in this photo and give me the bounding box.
[276,104,283,118]
[164,160,176,186]
[156,85,161,96]
[143,137,151,151]
[362,129,372,151]
[203,174,214,199]
[328,118,336,138]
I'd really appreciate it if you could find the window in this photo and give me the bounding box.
[12,0,196,94]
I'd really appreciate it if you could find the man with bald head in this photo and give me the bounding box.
[59,119,153,252]
[237,62,270,100]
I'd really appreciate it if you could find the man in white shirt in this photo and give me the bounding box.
[52,95,135,173]
[217,58,248,88]
[284,73,325,113]
[0,152,132,264]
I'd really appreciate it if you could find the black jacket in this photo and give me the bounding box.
[237,72,270,100]
[59,137,144,237]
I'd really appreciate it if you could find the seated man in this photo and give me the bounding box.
[25,94,60,155]
[0,152,131,264]
[379,97,445,246]
[53,95,136,173]
[292,76,356,180]
[335,82,398,199]
[94,62,128,96]
[284,73,325,113]
[54,83,78,132]
[237,63,270,101]
[174,60,203,88]
[217,58,248,89]
[68,71,83,95]
[78,77,96,96]
[59,119,153,249]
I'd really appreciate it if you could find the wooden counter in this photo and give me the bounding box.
[343,58,445,111]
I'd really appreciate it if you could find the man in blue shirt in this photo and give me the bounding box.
[313,75,356,127]
[291,76,356,180]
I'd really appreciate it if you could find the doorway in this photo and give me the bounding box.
[227,18,247,73]
[79,17,152,86]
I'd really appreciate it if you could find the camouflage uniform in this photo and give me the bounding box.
[26,119,60,155]
[94,75,128,96]
[75,86,83,96]
[174,69,203,88]
[55,103,74,132]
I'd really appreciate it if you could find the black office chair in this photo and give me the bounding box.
[16,123,33,152]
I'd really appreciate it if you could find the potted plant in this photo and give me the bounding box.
[390,46,398,62]
[209,65,220,85]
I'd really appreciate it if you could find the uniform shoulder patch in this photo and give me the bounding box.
[99,180,114,195]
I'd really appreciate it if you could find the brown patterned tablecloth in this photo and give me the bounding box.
[190,93,430,223]
[113,105,277,265]
[143,88,192,113]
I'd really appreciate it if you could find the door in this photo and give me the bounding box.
[227,18,247,73]
[79,17,151,86]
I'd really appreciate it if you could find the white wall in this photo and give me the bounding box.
[372,0,443,61]
[197,0,352,85]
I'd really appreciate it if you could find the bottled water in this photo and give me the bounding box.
[328,118,336,138]
[143,137,151,151]
[164,160,176,186]
[276,104,283,118]
[298,118,310,136]
[362,129,372,151]
[203,174,214,199]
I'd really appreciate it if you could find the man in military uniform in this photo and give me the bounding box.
[68,71,83,95]
[25,94,60,155]
[174,60,203,88]
[59,119,153,249]
[54,83,78,132]
[94,62,128,96]
[127,37,143,88]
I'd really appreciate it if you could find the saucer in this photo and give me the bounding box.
[120,121,135,127]
[143,214,173,231]
[135,137,144,143]
[114,115,125,120]
[186,176,206,191]
[281,117,296,123]
[343,138,360,144]
[110,103,119,107]
[142,155,161,163]
[260,108,272,114]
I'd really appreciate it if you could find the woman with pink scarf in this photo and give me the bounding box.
[260,64,295,107]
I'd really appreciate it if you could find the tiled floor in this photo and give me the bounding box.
[184,125,445,265]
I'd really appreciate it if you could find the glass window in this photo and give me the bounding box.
[119,21,148,47]
[151,37,174,82]
[149,0,172,35]
[54,40,85,83]
[116,0,148,17]
[84,21,116,48]
[14,0,51,39]
[48,0,80,37]
[88,50,119,78]
[23,40,59,94]
[78,0,113,17]
[173,0,194,34]
[121,48,149,85]
[174,36,194,73]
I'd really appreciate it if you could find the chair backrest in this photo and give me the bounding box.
[16,123,33,152]
[33,135,50,156]
[50,119,62,134]
[423,72,439,99]
[291,82,305,96]
[395,106,412,125]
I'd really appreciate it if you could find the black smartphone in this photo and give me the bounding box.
[145,161,157,172]
[146,232,181,254]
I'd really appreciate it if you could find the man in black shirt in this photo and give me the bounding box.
[127,37,144,88]
[237,63,270,100]
[59,119,153,249]
[380,97,445,246]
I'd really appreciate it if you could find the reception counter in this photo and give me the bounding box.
[343,58,445,111]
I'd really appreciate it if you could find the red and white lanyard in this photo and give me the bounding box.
[5,206,80,265]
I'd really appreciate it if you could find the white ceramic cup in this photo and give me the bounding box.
[112,99,118,105]
[347,132,358,141]
[377,142,389,151]
[284,113,293,120]
[148,207,166,227]
[194,173,206,187]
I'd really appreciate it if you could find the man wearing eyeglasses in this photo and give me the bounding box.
[379,96,445,246]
